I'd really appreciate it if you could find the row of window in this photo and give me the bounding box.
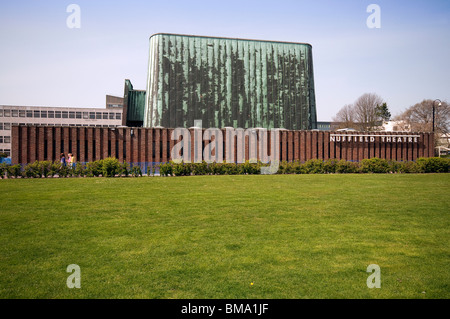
[0,149,10,156]
[0,123,120,130]
[0,136,11,144]
[0,109,122,120]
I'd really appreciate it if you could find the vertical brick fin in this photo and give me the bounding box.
[11,125,20,164]
[38,127,45,162]
[79,127,85,163]
[311,130,318,160]
[46,127,54,162]
[162,129,168,163]
[329,131,335,160]
[323,131,329,161]
[288,131,294,162]
[86,128,93,163]
[300,131,306,162]
[154,128,161,163]
[306,131,312,161]
[103,128,109,159]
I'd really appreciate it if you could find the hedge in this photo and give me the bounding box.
[0,157,449,179]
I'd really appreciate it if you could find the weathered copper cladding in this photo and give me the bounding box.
[143,34,317,130]
[12,126,434,165]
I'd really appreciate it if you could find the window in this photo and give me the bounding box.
[4,123,11,130]
[109,113,115,120]
[55,111,61,118]
[0,123,2,130]
[4,110,11,117]
[0,136,3,143]
[41,111,47,118]
[4,136,10,143]
[19,110,25,117]
[4,149,10,156]
[0,110,3,117]
[47,111,54,118]
[26,110,33,118]
[89,112,95,119]
[83,112,88,119]
[69,112,75,119]
[115,113,122,120]
[12,110,18,117]
[62,111,68,118]
[96,112,102,119]
[76,112,82,119]
[34,110,40,118]
[102,112,108,120]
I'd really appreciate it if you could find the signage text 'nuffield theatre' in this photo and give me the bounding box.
[330,134,420,143]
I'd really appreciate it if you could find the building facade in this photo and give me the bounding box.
[143,34,317,130]
[0,102,123,158]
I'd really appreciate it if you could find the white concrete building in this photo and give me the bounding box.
[0,100,123,158]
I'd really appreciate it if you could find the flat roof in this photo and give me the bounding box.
[149,33,312,48]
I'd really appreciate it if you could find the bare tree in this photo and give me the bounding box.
[332,104,356,129]
[353,93,385,131]
[395,99,449,145]
[332,93,387,131]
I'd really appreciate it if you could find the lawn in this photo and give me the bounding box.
[0,174,449,299]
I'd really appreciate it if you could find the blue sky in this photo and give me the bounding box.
[0,0,449,121]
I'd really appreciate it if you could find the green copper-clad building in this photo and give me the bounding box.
[143,33,317,130]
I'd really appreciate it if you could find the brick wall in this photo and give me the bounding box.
[11,125,434,165]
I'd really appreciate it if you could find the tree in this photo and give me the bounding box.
[395,99,449,146]
[332,104,356,129]
[353,93,385,131]
[375,103,391,121]
[333,93,387,131]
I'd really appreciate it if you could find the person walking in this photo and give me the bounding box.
[60,153,66,167]
[67,153,73,168]
[68,153,76,169]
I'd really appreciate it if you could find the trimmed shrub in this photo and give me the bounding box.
[119,162,131,177]
[131,164,143,177]
[102,157,121,177]
[302,159,325,174]
[323,159,339,174]
[335,160,359,174]
[173,161,192,176]
[416,157,449,173]
[0,163,7,179]
[277,161,293,174]
[191,161,210,176]
[23,162,40,178]
[360,158,390,173]
[48,161,61,177]
[240,161,261,175]
[388,160,401,173]
[7,164,22,178]
[398,161,419,173]
[209,162,225,175]
[58,164,71,178]
[37,161,52,178]
[73,162,86,177]
[159,162,173,177]
[86,161,103,177]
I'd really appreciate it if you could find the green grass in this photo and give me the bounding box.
[0,174,449,299]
